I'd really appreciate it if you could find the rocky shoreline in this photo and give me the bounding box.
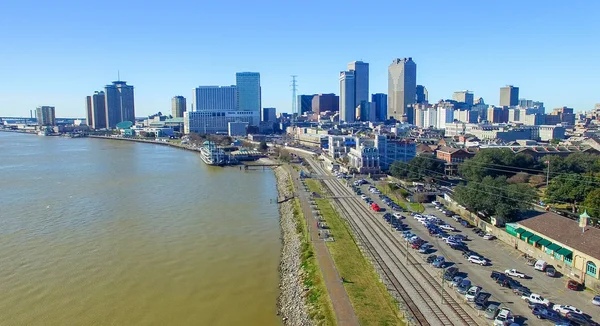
[273,166,312,326]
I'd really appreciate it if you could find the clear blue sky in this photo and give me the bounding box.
[0,0,598,117]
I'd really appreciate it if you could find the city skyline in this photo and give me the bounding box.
[1,1,599,117]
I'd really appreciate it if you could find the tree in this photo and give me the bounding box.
[389,155,444,181]
[259,141,268,151]
[508,172,530,184]
[545,174,598,206]
[278,149,292,162]
[529,174,546,186]
[549,138,561,145]
[459,149,535,182]
[413,193,428,203]
[453,176,537,223]
[583,189,600,220]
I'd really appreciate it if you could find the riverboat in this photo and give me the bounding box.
[199,141,226,166]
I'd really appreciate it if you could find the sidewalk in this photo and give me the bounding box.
[286,166,360,326]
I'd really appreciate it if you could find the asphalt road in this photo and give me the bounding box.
[356,180,600,325]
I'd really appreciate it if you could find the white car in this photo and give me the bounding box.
[360,195,368,200]
[552,304,583,316]
[465,285,482,301]
[468,255,488,266]
[522,293,550,306]
[494,308,514,326]
[393,213,403,219]
[483,234,496,240]
[439,224,455,231]
[504,269,526,278]
[413,214,422,219]
[593,296,600,306]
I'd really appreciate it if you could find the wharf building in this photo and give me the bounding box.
[388,57,417,123]
[104,81,135,129]
[171,96,186,118]
[36,106,56,126]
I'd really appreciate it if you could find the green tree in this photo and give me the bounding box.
[453,176,537,223]
[583,189,600,219]
[459,149,535,182]
[389,155,444,181]
[549,138,561,145]
[545,174,598,205]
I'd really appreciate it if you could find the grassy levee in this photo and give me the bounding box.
[376,184,425,213]
[291,184,337,326]
[305,179,403,326]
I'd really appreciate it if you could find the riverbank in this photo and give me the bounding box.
[273,167,312,326]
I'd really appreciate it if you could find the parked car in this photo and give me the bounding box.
[532,305,567,323]
[483,234,496,240]
[505,269,527,279]
[485,304,500,319]
[512,285,531,296]
[522,293,550,307]
[490,271,502,281]
[468,255,488,266]
[456,279,472,294]
[432,256,446,268]
[418,243,431,254]
[465,286,482,302]
[567,280,583,291]
[564,312,593,325]
[593,295,600,306]
[426,254,437,264]
[553,305,583,316]
[451,276,464,287]
[546,267,556,277]
[444,267,459,281]
[474,292,491,310]
[439,224,455,232]
[494,308,514,326]
[452,215,462,222]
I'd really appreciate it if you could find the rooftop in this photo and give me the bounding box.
[518,212,600,260]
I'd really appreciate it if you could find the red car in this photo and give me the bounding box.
[371,203,380,212]
[567,280,583,291]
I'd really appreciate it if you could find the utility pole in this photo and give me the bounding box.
[291,75,298,127]
[441,273,445,304]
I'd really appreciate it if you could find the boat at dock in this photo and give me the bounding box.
[200,141,226,166]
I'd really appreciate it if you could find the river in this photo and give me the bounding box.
[0,132,282,325]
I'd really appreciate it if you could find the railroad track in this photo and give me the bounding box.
[307,160,479,326]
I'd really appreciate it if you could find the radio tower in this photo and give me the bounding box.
[291,75,298,127]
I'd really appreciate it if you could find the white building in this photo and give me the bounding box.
[436,107,455,129]
[328,135,355,159]
[339,71,356,123]
[424,107,437,128]
[184,111,259,134]
[348,144,380,174]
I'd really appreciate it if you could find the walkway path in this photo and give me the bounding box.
[286,165,360,326]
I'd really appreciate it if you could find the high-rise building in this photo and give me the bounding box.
[487,106,509,123]
[105,81,135,128]
[388,57,417,122]
[372,93,388,121]
[298,94,315,114]
[36,106,55,126]
[348,61,369,112]
[87,91,107,129]
[171,96,186,118]
[236,72,261,112]
[500,85,519,107]
[312,93,339,114]
[339,71,356,123]
[262,107,277,123]
[452,90,474,106]
[416,85,428,104]
[86,96,93,127]
[193,86,237,111]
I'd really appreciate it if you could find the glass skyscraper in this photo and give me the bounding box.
[236,72,261,112]
[388,58,417,122]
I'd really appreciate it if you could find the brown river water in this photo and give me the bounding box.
[0,132,281,326]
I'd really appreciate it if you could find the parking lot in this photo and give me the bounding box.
[354,179,600,325]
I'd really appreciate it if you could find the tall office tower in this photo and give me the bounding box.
[86,96,93,127]
[416,85,428,103]
[372,93,388,121]
[452,90,474,106]
[339,71,356,123]
[262,107,277,122]
[348,61,369,111]
[312,93,339,114]
[104,81,135,128]
[36,106,56,126]
[193,86,237,111]
[388,57,417,122]
[487,106,509,123]
[236,72,261,112]
[298,94,315,114]
[500,85,519,107]
[171,96,186,117]
[87,91,107,129]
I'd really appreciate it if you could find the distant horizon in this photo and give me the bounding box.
[1,0,598,117]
